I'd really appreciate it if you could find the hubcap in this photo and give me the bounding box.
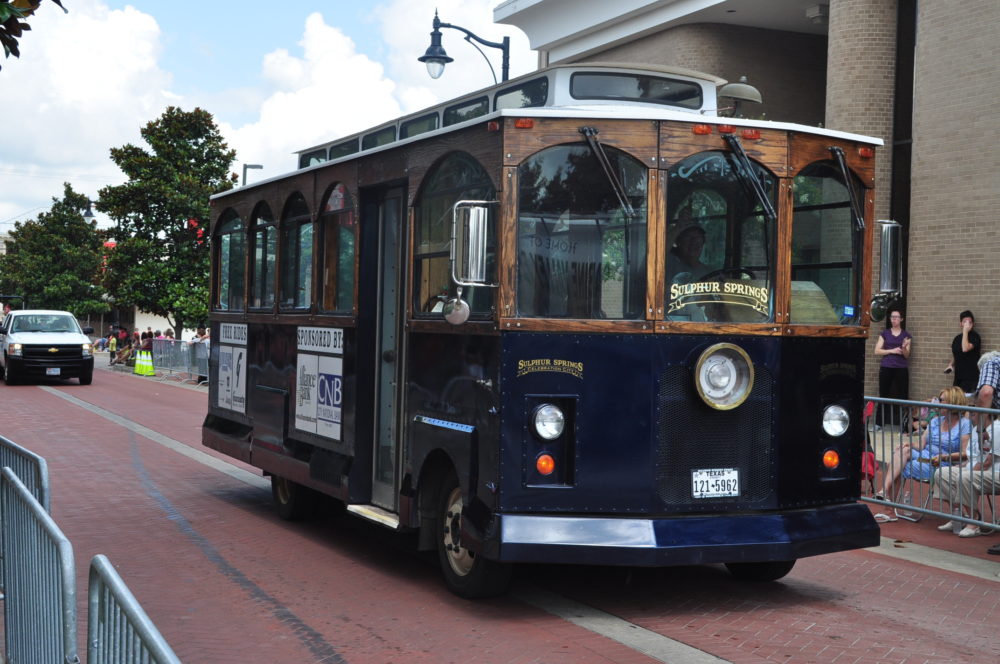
[442,487,474,576]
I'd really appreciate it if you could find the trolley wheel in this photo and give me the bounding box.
[435,472,512,598]
[270,475,319,521]
[725,560,796,582]
[79,370,93,385]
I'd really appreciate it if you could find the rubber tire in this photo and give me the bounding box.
[725,560,796,582]
[435,472,512,599]
[79,370,93,385]
[4,361,17,385]
[270,475,319,521]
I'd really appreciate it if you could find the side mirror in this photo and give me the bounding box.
[451,200,498,287]
[446,200,498,326]
[870,220,902,322]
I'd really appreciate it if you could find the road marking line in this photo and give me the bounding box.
[40,386,269,491]
[514,587,730,664]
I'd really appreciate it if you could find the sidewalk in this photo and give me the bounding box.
[96,349,207,389]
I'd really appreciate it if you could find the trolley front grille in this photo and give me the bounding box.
[656,365,773,508]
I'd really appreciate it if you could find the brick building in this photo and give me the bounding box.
[496,0,1000,399]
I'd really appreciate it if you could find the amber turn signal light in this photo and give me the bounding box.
[822,449,840,469]
[536,453,556,476]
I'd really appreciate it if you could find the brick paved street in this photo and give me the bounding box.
[1,364,998,663]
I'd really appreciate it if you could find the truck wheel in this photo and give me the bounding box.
[725,560,795,582]
[435,472,512,598]
[79,370,93,385]
[4,362,17,385]
[270,475,319,521]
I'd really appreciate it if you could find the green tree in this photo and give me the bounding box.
[1,1,67,70]
[0,183,108,315]
[99,106,237,337]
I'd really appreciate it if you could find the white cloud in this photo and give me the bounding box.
[0,0,175,226]
[0,0,537,225]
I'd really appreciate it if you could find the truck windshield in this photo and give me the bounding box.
[665,150,776,323]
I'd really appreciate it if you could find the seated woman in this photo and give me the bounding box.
[877,386,971,501]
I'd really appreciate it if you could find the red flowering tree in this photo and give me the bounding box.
[98,106,236,336]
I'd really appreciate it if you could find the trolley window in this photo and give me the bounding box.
[400,113,439,139]
[279,193,313,310]
[214,209,245,312]
[495,77,549,111]
[516,143,647,319]
[444,96,489,126]
[249,203,277,310]
[329,139,359,161]
[319,183,356,313]
[362,126,396,150]
[413,153,496,317]
[570,72,702,109]
[299,148,326,169]
[665,151,776,323]
[790,161,863,324]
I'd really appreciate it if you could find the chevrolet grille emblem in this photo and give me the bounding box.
[49,348,59,353]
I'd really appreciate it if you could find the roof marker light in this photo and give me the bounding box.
[487,120,500,132]
[514,118,534,129]
[742,128,761,140]
[718,125,736,134]
[858,146,875,159]
[692,124,712,135]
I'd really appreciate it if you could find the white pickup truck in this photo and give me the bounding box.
[0,309,95,385]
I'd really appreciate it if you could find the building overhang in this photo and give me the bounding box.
[494,0,829,63]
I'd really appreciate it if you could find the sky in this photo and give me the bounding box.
[0,0,534,230]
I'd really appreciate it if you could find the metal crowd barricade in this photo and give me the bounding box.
[0,435,50,598]
[152,338,209,385]
[88,554,182,664]
[863,395,999,531]
[1,467,80,664]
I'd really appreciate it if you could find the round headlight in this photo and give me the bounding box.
[822,405,850,437]
[533,404,565,440]
[695,343,754,410]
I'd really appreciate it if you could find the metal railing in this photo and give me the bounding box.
[0,442,180,662]
[0,434,50,512]
[151,338,209,384]
[1,466,79,664]
[864,395,999,531]
[88,554,181,664]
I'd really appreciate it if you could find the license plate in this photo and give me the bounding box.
[692,468,739,498]
[46,367,60,376]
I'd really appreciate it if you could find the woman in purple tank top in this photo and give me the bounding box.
[874,309,912,426]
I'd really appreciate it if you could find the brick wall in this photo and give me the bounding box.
[579,23,827,125]
[826,0,898,397]
[904,0,1000,401]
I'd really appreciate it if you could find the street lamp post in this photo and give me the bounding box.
[418,11,510,84]
[242,163,263,186]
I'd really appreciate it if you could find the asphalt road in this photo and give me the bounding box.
[1,366,998,663]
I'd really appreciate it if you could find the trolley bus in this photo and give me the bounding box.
[203,62,882,597]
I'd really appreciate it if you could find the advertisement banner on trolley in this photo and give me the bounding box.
[217,324,247,414]
[294,327,344,440]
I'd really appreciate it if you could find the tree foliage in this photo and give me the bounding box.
[0,183,108,315]
[99,106,237,336]
[0,0,67,69]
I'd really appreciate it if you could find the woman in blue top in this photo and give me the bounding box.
[878,386,971,498]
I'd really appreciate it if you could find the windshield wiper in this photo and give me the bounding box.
[721,134,776,223]
[828,146,865,231]
[578,126,637,220]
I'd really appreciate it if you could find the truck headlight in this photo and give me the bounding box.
[822,405,849,437]
[695,343,754,410]
[8,343,22,357]
[82,343,92,357]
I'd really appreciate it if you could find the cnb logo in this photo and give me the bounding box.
[318,373,342,407]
